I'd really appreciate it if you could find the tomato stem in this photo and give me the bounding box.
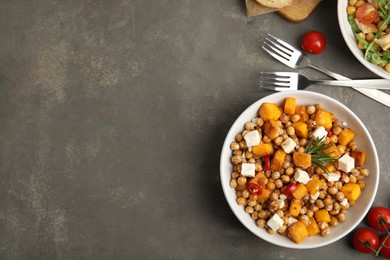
[359,240,378,253]
[375,234,390,256]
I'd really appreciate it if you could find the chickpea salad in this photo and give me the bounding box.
[229,97,369,244]
[347,0,390,72]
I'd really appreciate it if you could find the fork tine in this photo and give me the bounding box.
[266,34,298,53]
[262,43,290,64]
[259,72,296,92]
[264,36,293,57]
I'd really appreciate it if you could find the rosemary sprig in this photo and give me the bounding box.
[304,136,338,174]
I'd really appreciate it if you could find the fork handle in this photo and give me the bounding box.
[308,63,350,80]
[313,79,390,89]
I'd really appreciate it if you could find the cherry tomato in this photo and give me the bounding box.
[368,207,390,232]
[283,182,297,196]
[248,183,263,195]
[379,236,390,259]
[356,3,379,25]
[301,31,326,54]
[353,228,380,254]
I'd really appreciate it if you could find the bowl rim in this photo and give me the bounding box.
[219,91,379,249]
[337,0,390,80]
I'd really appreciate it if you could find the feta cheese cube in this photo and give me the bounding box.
[287,217,298,226]
[310,191,320,200]
[294,169,311,184]
[281,137,296,154]
[241,163,255,177]
[277,199,285,209]
[338,154,355,173]
[322,172,341,182]
[311,126,328,141]
[267,213,284,231]
[244,130,260,147]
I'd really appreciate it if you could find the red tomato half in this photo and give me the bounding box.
[248,183,263,195]
[379,236,390,259]
[356,3,379,25]
[368,207,390,232]
[301,31,326,54]
[353,228,380,254]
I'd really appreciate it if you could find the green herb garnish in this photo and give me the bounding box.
[304,136,338,174]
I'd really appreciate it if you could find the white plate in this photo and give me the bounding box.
[338,1,390,80]
[220,91,379,249]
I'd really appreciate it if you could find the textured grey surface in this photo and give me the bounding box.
[0,0,389,259]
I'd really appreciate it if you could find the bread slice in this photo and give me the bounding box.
[255,0,292,9]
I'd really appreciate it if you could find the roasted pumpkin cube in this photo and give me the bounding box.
[294,106,309,122]
[306,217,320,236]
[270,149,286,171]
[326,164,336,173]
[350,150,367,167]
[341,183,361,201]
[314,209,331,223]
[257,188,271,204]
[315,109,333,130]
[323,144,341,158]
[288,221,309,244]
[284,97,296,115]
[258,103,282,121]
[292,183,308,200]
[338,128,356,146]
[305,179,323,195]
[289,199,302,217]
[263,119,281,140]
[253,143,274,157]
[293,152,312,169]
[293,122,308,138]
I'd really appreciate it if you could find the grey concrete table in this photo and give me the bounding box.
[0,0,389,259]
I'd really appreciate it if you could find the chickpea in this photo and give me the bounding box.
[276,209,284,218]
[360,168,369,177]
[385,63,390,73]
[335,181,343,190]
[335,192,345,202]
[267,228,276,235]
[300,206,308,215]
[236,190,242,197]
[306,105,316,115]
[349,0,357,6]
[266,181,276,191]
[255,162,262,172]
[274,136,284,146]
[333,202,341,211]
[230,142,240,150]
[245,151,253,159]
[306,210,314,218]
[300,215,310,225]
[315,167,324,175]
[262,135,271,144]
[349,175,357,184]
[255,118,264,127]
[251,211,259,220]
[271,171,281,180]
[237,176,247,186]
[242,189,250,198]
[239,140,247,149]
[325,204,333,211]
[231,155,243,165]
[316,200,325,209]
[286,126,295,136]
[258,210,267,219]
[318,221,329,230]
[247,199,256,207]
[248,158,255,164]
[269,192,279,201]
[274,179,283,189]
[291,114,300,122]
[244,121,255,131]
[237,197,246,206]
[337,213,346,222]
[310,204,319,212]
[254,204,262,211]
[280,175,290,184]
[348,141,358,150]
[277,225,287,234]
[259,177,268,186]
[321,227,330,237]
[306,119,315,129]
[280,114,290,123]
[358,180,366,190]
[235,133,243,142]
[245,206,254,214]
[230,179,238,188]
[329,135,338,144]
[323,197,333,206]
[285,167,294,176]
[256,219,266,228]
[329,217,339,227]
[328,186,338,195]
[351,168,360,176]
[231,171,240,179]
[347,6,356,15]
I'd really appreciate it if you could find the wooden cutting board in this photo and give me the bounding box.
[245,0,321,23]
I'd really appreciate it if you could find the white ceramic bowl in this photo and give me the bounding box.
[337,1,390,80]
[220,91,379,249]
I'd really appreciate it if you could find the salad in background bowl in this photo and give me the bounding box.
[338,0,390,79]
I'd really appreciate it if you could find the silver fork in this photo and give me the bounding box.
[262,34,390,107]
[260,72,390,91]
[262,34,342,79]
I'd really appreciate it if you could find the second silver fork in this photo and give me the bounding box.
[260,72,390,91]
